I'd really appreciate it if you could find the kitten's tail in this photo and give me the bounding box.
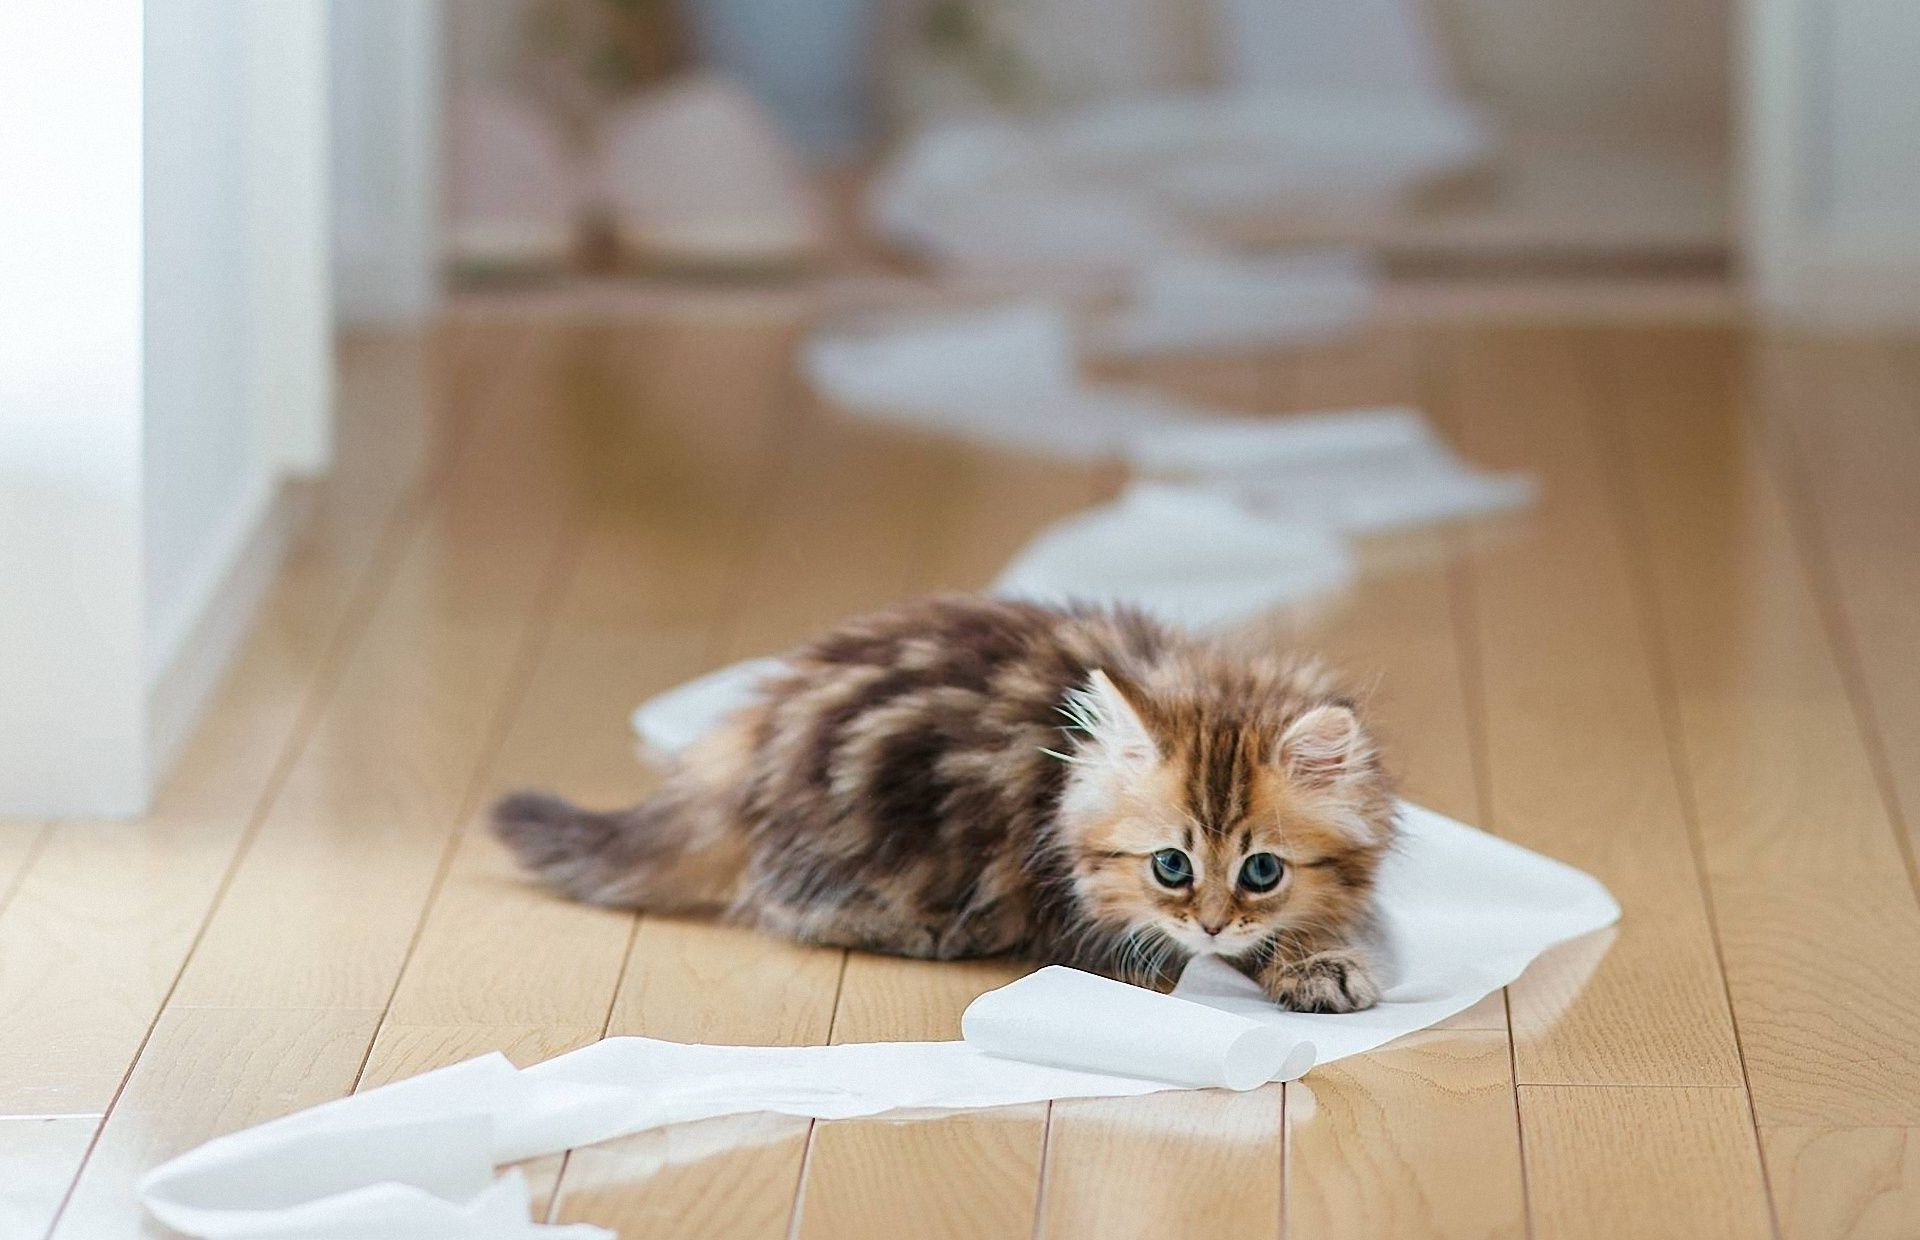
[490,786,744,911]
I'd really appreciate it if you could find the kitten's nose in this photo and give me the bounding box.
[1199,918,1228,937]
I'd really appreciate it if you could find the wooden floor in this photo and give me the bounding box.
[5,306,1920,1239]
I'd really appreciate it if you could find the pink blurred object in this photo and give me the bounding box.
[597,75,828,270]
[446,91,582,270]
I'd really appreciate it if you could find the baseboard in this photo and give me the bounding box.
[1753,239,1920,328]
[146,477,306,786]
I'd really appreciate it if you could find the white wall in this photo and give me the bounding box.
[0,1,332,816]
[249,3,336,476]
[332,0,444,325]
[1746,0,1920,322]
[1440,0,1731,142]
[143,0,335,786]
[0,2,149,815]
[144,2,269,687]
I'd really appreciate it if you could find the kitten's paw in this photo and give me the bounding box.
[1263,951,1381,1013]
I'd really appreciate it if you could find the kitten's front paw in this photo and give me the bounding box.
[1262,951,1381,1013]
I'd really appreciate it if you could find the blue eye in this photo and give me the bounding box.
[1150,848,1194,888]
[1239,853,1284,892]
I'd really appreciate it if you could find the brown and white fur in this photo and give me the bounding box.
[493,596,1397,1011]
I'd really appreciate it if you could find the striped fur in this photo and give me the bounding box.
[493,596,1398,1011]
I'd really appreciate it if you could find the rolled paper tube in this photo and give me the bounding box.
[962,965,1315,1090]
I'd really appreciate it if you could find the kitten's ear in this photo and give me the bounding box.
[1278,703,1368,790]
[1074,669,1160,767]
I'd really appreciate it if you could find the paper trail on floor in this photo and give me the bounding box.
[990,482,1356,631]
[1086,250,1376,358]
[803,307,1533,536]
[802,302,1196,459]
[632,655,768,752]
[965,966,1315,1090]
[1126,405,1537,533]
[870,91,1488,268]
[631,656,787,758]
[139,801,1614,1239]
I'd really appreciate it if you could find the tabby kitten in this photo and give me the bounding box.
[494,596,1397,1012]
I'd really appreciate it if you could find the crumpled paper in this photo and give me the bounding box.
[869,91,1488,269]
[802,313,1529,627]
[140,802,1616,1239]
[990,483,1356,632]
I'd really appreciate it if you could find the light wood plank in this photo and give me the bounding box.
[368,319,798,1049]
[363,316,811,1235]
[1748,336,1920,870]
[1439,325,1745,1086]
[41,327,573,1233]
[52,1009,381,1240]
[1279,328,1485,825]
[1521,1085,1773,1240]
[1040,1089,1281,1240]
[725,412,957,655]
[1283,329,1522,1221]
[798,956,1041,1240]
[0,1117,98,1240]
[1594,326,1920,1125]
[30,312,1920,1239]
[0,326,503,1117]
[802,1109,1041,1240]
[1762,1126,1920,1240]
[549,919,841,1239]
[1266,331,1521,1233]
[0,823,50,914]
[166,328,579,1012]
[543,320,865,1238]
[1287,1032,1525,1240]
[786,390,1117,1240]
[1016,347,1289,1240]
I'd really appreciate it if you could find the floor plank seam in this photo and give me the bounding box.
[34,326,527,1240]
[0,822,54,920]
[538,324,816,1227]
[1581,329,1783,1240]
[1749,352,1920,907]
[1028,1101,1056,1240]
[783,950,850,1240]
[344,499,592,1104]
[1430,327,1534,1240]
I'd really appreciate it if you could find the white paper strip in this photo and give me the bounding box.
[1087,251,1376,358]
[802,307,1534,542]
[802,303,1196,460]
[870,91,1489,268]
[965,966,1315,1090]
[632,656,769,756]
[139,801,1616,1239]
[1126,405,1537,534]
[631,656,786,758]
[990,482,1355,631]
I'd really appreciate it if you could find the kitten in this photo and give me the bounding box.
[493,596,1396,1012]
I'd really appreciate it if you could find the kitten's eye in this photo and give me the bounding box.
[1150,848,1194,888]
[1238,853,1284,892]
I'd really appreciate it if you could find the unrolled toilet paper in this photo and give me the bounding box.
[140,801,1618,1238]
[964,966,1315,1090]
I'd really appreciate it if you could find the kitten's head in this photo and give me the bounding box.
[1054,665,1394,961]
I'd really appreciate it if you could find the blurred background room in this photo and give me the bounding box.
[5,2,1920,1237]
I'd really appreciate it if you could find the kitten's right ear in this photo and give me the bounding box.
[1071,669,1160,768]
[1278,702,1368,790]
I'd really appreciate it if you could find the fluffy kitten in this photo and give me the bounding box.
[493,596,1397,1011]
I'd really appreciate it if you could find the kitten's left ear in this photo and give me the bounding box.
[1278,703,1369,790]
[1075,668,1160,768]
